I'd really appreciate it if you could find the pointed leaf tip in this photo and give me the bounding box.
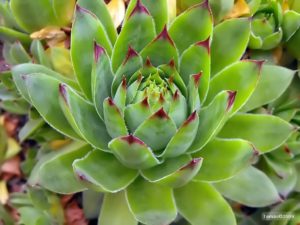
[183,111,197,126]
[123,46,139,65]
[226,91,237,111]
[195,37,210,53]
[159,93,165,103]
[129,0,150,17]
[155,25,175,46]
[141,97,149,107]
[59,83,68,104]
[107,97,115,106]
[180,158,202,170]
[192,72,202,86]
[168,59,176,68]
[242,59,265,71]
[121,135,145,145]
[145,57,153,67]
[173,90,179,100]
[76,4,96,18]
[153,107,169,119]
[94,42,105,62]
[121,76,127,89]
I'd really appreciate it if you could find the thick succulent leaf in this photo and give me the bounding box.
[92,44,114,120]
[286,29,300,59]
[126,75,143,104]
[73,150,138,192]
[169,1,212,54]
[180,39,210,102]
[187,90,235,153]
[126,178,177,225]
[29,142,90,194]
[193,138,256,182]
[78,0,117,44]
[125,0,167,33]
[206,60,261,114]
[71,6,112,100]
[134,108,177,151]
[24,74,80,139]
[99,192,137,225]
[214,166,281,207]
[161,111,199,158]
[142,155,202,188]
[59,84,111,151]
[10,0,75,32]
[211,18,251,76]
[218,113,295,153]
[30,40,52,68]
[242,65,295,112]
[108,135,160,169]
[103,98,128,139]
[0,27,31,46]
[112,0,156,71]
[168,90,188,128]
[174,181,236,225]
[12,63,79,102]
[140,27,179,67]
[282,10,300,41]
[9,42,31,64]
[113,78,127,112]
[187,74,201,113]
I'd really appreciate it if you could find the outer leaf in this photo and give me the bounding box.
[0,27,31,46]
[73,150,138,192]
[30,40,52,68]
[59,84,111,151]
[24,74,80,139]
[242,65,295,112]
[126,178,177,225]
[218,113,295,153]
[108,135,159,169]
[99,192,137,225]
[71,6,112,100]
[78,0,117,44]
[187,90,235,153]
[211,18,251,76]
[174,181,236,225]
[29,142,90,194]
[169,1,213,54]
[111,0,156,71]
[214,166,281,207]
[282,10,300,41]
[206,60,262,114]
[193,138,256,182]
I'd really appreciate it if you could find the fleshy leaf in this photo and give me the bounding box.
[103,98,128,139]
[205,60,262,114]
[24,74,80,139]
[98,192,137,225]
[169,1,212,54]
[112,0,156,71]
[161,111,199,158]
[0,27,31,46]
[211,18,251,76]
[30,40,52,68]
[168,90,188,128]
[242,65,295,112]
[108,135,160,169]
[218,113,295,153]
[73,150,138,192]
[193,138,256,182]
[187,90,235,153]
[140,26,179,67]
[126,178,177,225]
[214,166,281,207]
[174,181,236,225]
[134,108,177,151]
[71,5,112,100]
[59,84,111,151]
[282,10,300,41]
[187,73,201,113]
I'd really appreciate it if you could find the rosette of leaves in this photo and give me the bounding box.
[11,0,297,224]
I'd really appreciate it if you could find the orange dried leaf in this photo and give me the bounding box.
[107,0,126,28]
[225,0,250,19]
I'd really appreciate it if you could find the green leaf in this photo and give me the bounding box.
[286,29,300,59]
[24,74,80,139]
[59,84,111,151]
[78,0,117,44]
[112,0,156,71]
[71,5,112,100]
[9,42,31,64]
[30,142,90,194]
[211,18,251,76]
[140,27,178,67]
[134,108,177,151]
[174,181,236,225]
[126,178,177,225]
[193,138,256,182]
[108,135,159,169]
[282,10,300,41]
[218,113,295,153]
[180,39,210,102]
[82,190,103,219]
[187,90,235,153]
[99,191,137,225]
[242,65,295,112]
[206,60,262,114]
[214,166,281,207]
[169,1,212,54]
[30,40,52,68]
[73,150,138,192]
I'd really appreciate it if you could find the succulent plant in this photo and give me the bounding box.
[8,0,298,224]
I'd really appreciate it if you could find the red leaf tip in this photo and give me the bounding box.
[153,107,169,119]
[155,25,175,46]
[227,91,237,111]
[123,46,139,65]
[121,135,144,145]
[195,37,210,53]
[159,93,165,103]
[59,83,68,104]
[145,57,153,67]
[121,76,127,89]
[183,111,197,126]
[180,158,202,170]
[173,89,179,100]
[192,72,202,87]
[76,5,96,18]
[94,42,105,62]
[129,0,150,17]
[141,97,149,107]
[107,97,115,106]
